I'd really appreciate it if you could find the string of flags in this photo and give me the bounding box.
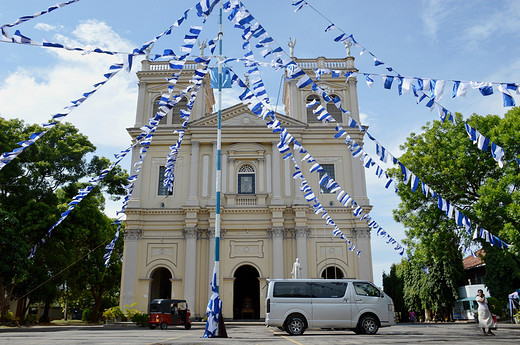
[230,0,507,254]
[0,63,124,171]
[105,15,212,266]
[291,0,519,108]
[290,0,519,168]
[1,0,79,29]
[24,0,209,263]
[28,147,132,259]
[223,0,405,256]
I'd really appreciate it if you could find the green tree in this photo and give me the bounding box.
[0,118,127,322]
[390,108,520,312]
[382,263,406,320]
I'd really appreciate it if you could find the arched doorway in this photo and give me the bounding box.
[233,265,260,319]
[321,266,344,279]
[150,267,172,301]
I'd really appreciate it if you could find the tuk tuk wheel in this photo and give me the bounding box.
[184,323,192,330]
[160,322,168,330]
[149,324,156,329]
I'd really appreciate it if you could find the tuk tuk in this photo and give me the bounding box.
[148,299,192,330]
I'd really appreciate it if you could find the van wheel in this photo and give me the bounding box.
[285,315,305,336]
[160,322,168,330]
[357,315,379,335]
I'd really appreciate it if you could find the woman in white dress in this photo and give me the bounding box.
[476,289,495,336]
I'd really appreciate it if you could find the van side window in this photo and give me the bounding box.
[273,282,312,298]
[354,282,381,297]
[312,282,348,298]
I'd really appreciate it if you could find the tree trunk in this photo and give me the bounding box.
[90,285,104,322]
[40,300,51,323]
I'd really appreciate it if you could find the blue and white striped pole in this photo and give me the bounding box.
[204,0,226,338]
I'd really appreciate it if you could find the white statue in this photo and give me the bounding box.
[291,258,302,279]
[344,41,352,57]
[197,39,207,56]
[288,37,296,57]
[144,41,155,60]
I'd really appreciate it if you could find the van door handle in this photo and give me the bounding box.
[355,299,362,302]
[343,298,348,303]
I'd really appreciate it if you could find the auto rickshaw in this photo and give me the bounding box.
[148,299,192,330]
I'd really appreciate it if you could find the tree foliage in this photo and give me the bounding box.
[390,108,520,312]
[0,117,127,322]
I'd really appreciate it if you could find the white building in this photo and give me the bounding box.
[120,54,374,319]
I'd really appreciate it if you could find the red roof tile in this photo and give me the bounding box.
[463,249,486,270]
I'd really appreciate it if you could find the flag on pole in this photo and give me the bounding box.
[203,263,222,338]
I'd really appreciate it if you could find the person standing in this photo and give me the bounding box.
[476,289,495,336]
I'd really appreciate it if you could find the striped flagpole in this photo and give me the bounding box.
[203,0,227,338]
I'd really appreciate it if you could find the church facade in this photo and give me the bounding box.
[120,54,373,319]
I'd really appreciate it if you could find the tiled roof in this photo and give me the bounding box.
[463,249,486,270]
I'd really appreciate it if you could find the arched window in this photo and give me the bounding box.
[238,164,255,194]
[326,94,343,123]
[172,97,188,124]
[321,266,344,279]
[152,96,168,125]
[306,94,321,123]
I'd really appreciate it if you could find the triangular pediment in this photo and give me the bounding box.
[189,103,306,128]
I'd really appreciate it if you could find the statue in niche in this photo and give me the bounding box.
[291,258,302,279]
[288,37,296,57]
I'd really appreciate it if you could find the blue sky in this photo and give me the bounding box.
[1,0,520,288]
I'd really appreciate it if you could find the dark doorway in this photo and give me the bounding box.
[233,265,260,319]
[321,266,344,279]
[150,267,172,302]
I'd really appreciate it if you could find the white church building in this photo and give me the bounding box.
[120,52,373,319]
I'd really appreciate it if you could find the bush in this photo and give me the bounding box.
[2,310,14,321]
[102,306,124,322]
[131,312,149,327]
[25,314,37,324]
[82,308,94,322]
[487,297,503,316]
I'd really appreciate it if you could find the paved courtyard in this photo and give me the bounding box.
[1,322,519,344]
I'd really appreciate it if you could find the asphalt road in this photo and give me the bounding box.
[1,322,519,344]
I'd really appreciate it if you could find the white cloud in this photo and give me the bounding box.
[0,20,138,150]
[34,22,61,32]
[420,0,449,39]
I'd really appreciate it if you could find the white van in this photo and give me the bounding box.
[265,279,395,335]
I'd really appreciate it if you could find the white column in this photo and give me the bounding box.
[222,153,227,193]
[270,228,285,278]
[284,158,291,197]
[228,158,235,194]
[207,228,215,298]
[355,228,373,281]
[266,154,272,194]
[187,141,200,206]
[210,142,217,203]
[295,228,309,278]
[183,228,198,312]
[293,150,306,204]
[271,142,283,205]
[202,155,209,197]
[120,229,142,307]
[258,158,265,193]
